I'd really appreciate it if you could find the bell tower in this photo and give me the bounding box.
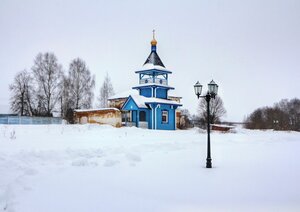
[132,31,174,99]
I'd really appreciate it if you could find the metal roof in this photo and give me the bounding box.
[143,51,165,68]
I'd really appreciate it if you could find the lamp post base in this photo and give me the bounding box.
[206,158,212,168]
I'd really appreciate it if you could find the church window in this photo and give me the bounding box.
[162,110,168,123]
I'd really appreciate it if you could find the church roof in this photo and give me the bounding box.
[132,83,174,90]
[135,66,171,74]
[74,108,119,112]
[143,51,165,68]
[124,95,182,109]
[143,30,166,68]
[144,97,182,106]
[108,89,138,100]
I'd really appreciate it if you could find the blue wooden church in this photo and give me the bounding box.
[120,32,182,130]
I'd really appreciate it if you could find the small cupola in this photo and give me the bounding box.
[143,30,165,68]
[151,30,157,51]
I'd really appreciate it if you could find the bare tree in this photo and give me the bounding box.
[287,98,300,131]
[59,75,71,118]
[9,70,33,116]
[275,98,300,130]
[59,75,76,123]
[31,52,63,116]
[197,95,226,128]
[245,98,300,131]
[179,109,193,129]
[98,73,115,108]
[67,58,95,109]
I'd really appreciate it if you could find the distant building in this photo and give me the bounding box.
[109,32,182,130]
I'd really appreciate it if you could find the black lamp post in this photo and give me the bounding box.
[194,80,219,168]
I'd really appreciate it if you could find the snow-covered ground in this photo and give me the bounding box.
[0,125,299,212]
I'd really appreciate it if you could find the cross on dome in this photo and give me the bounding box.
[151,29,157,46]
[143,30,165,67]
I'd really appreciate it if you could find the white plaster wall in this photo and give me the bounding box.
[89,114,121,127]
[80,117,88,124]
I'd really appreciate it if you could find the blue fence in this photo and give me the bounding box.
[0,116,62,125]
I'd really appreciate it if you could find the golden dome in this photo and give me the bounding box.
[151,38,157,46]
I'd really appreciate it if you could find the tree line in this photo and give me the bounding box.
[9,52,114,121]
[244,98,300,131]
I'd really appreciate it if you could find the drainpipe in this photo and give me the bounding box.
[155,104,160,130]
[149,104,154,129]
[149,104,159,130]
[171,105,175,130]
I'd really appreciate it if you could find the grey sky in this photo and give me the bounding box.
[0,0,299,121]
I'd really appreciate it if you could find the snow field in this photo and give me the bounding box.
[0,124,299,212]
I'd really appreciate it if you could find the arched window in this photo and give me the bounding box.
[139,111,146,121]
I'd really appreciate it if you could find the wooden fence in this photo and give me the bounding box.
[0,115,62,125]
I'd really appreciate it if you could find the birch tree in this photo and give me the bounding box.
[59,75,71,118]
[31,52,63,116]
[98,73,115,108]
[67,58,95,109]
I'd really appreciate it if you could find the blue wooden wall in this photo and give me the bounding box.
[156,88,167,99]
[156,104,176,130]
[140,88,152,97]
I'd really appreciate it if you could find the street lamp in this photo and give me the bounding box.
[273,120,279,130]
[194,80,219,168]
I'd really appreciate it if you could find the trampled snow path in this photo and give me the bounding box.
[0,125,299,212]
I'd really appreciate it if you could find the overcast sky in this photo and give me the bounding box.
[0,0,299,121]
